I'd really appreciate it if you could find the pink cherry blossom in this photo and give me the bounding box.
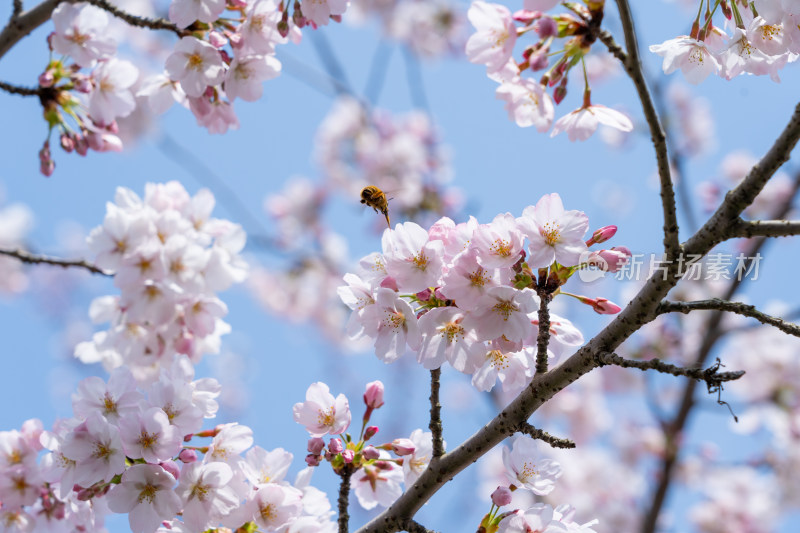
[352,460,404,510]
[359,288,421,363]
[517,193,589,268]
[550,104,633,142]
[137,74,186,115]
[649,36,722,84]
[440,248,509,310]
[169,0,226,29]
[241,446,293,485]
[466,1,518,72]
[402,429,435,486]
[165,37,226,98]
[497,503,567,533]
[502,435,561,494]
[472,213,526,269]
[206,423,254,464]
[71,367,143,423]
[106,464,181,533]
[60,413,126,487]
[175,461,239,531]
[293,382,352,437]
[496,77,555,132]
[88,58,139,125]
[51,3,116,68]
[462,286,539,342]
[225,55,282,102]
[382,222,444,293]
[301,0,349,27]
[242,483,303,530]
[118,407,183,463]
[471,345,534,393]
[237,0,288,55]
[417,307,485,372]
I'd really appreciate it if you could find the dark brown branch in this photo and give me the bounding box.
[83,0,184,36]
[337,467,353,533]
[726,218,800,239]
[403,520,439,533]
[0,80,43,96]
[517,423,575,449]
[12,0,24,20]
[535,290,551,374]
[658,299,800,338]
[0,0,64,61]
[610,0,680,257]
[0,248,110,276]
[429,368,444,459]
[596,352,745,385]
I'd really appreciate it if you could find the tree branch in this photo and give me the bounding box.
[595,352,745,385]
[429,368,444,459]
[516,423,575,449]
[0,248,110,276]
[610,0,680,257]
[726,218,800,239]
[0,79,43,96]
[0,0,64,61]
[403,520,439,533]
[657,299,800,338]
[83,0,184,36]
[535,290,551,375]
[337,467,353,533]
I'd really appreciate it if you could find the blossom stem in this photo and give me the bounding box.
[429,368,444,458]
[534,290,551,375]
[336,466,354,533]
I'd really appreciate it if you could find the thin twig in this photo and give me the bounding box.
[608,0,680,258]
[517,423,575,449]
[83,0,184,36]
[657,299,800,338]
[0,248,111,276]
[0,80,42,96]
[596,352,745,385]
[429,368,444,459]
[0,0,64,61]
[726,218,800,239]
[337,467,353,533]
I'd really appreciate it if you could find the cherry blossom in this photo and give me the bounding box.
[293,382,352,437]
[225,55,282,102]
[649,36,722,84]
[466,1,517,72]
[164,37,226,98]
[502,434,561,494]
[550,103,633,142]
[106,464,181,533]
[169,0,226,29]
[175,461,239,531]
[51,3,116,68]
[517,193,589,268]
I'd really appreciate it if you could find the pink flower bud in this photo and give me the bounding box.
[535,16,557,38]
[208,31,228,48]
[591,247,630,273]
[512,9,541,24]
[554,81,567,105]
[491,486,513,507]
[60,133,75,153]
[74,133,88,156]
[592,297,622,315]
[391,438,416,456]
[362,446,380,460]
[342,449,354,463]
[329,438,343,454]
[379,276,399,291]
[74,76,92,93]
[364,426,379,440]
[308,437,326,455]
[305,453,320,467]
[292,9,307,28]
[38,70,55,88]
[433,287,448,301]
[416,288,432,301]
[178,449,198,463]
[363,381,385,409]
[159,460,180,480]
[587,225,617,245]
[529,50,549,71]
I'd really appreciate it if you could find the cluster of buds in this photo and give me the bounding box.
[466,0,633,141]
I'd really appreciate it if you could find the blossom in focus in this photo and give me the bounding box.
[517,193,589,268]
[293,382,352,437]
[88,58,139,125]
[550,104,633,142]
[106,464,181,533]
[649,36,721,84]
[466,1,517,72]
[502,434,561,494]
[165,37,226,98]
[51,3,116,68]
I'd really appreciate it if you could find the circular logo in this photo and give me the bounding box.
[577,251,607,283]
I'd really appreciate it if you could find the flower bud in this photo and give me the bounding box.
[535,16,557,38]
[208,31,228,48]
[305,453,321,467]
[391,438,416,456]
[591,297,622,315]
[491,486,513,507]
[363,381,385,409]
[590,247,630,273]
[178,449,198,463]
[587,225,617,245]
[416,288,432,301]
[553,79,568,105]
[364,426,379,440]
[159,460,180,480]
[308,437,326,455]
[512,9,541,24]
[329,438,343,454]
[341,449,354,463]
[59,133,75,153]
[362,445,380,460]
[38,70,55,88]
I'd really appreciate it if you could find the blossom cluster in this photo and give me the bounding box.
[466,1,634,141]
[650,0,800,84]
[0,200,34,294]
[76,182,247,383]
[338,193,630,396]
[0,358,335,533]
[39,0,351,175]
[349,0,467,58]
[315,97,461,226]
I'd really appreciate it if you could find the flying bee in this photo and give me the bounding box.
[360,185,391,228]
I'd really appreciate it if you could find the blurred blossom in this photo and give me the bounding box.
[0,201,35,294]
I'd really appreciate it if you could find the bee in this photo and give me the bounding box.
[360,185,391,228]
